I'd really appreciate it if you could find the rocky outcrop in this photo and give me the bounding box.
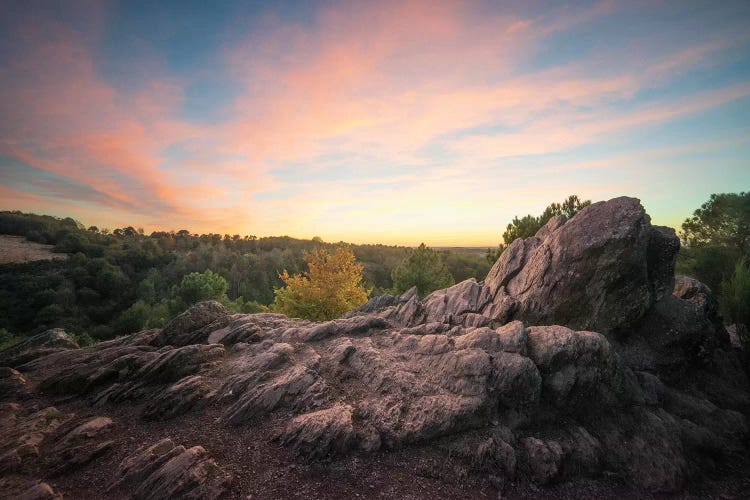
[153,300,230,346]
[280,404,356,458]
[33,341,225,399]
[142,375,215,420]
[673,275,719,318]
[525,325,616,411]
[0,329,79,367]
[355,198,680,337]
[47,416,114,474]
[0,403,114,478]
[522,437,563,485]
[0,404,65,474]
[483,197,679,334]
[2,196,749,496]
[0,367,29,400]
[108,438,231,500]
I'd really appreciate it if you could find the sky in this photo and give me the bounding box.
[0,0,749,246]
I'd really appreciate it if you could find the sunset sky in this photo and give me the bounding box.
[1,0,749,246]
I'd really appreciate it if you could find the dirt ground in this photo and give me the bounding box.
[0,235,66,264]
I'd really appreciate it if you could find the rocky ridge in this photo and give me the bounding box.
[1,196,749,498]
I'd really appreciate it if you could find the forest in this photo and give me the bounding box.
[0,192,747,347]
[0,211,488,345]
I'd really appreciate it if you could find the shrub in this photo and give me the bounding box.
[0,328,18,349]
[74,332,96,347]
[113,300,151,335]
[721,258,750,326]
[273,246,369,321]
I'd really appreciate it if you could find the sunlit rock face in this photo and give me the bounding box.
[484,197,680,334]
[2,196,748,495]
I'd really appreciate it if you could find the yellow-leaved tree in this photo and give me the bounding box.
[272,246,370,321]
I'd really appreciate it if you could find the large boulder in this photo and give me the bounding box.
[616,276,749,412]
[526,326,617,411]
[423,279,494,326]
[484,197,679,334]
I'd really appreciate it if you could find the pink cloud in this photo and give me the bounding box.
[221,0,743,174]
[1,1,747,243]
[0,14,230,221]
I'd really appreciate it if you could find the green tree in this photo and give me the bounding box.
[273,246,370,321]
[675,245,737,294]
[501,214,545,247]
[487,195,591,263]
[392,243,455,297]
[681,192,750,254]
[677,192,750,294]
[177,270,228,306]
[441,251,490,283]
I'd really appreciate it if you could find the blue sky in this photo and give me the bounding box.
[0,0,749,245]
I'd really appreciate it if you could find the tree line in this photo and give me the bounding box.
[1,191,747,346]
[0,211,489,344]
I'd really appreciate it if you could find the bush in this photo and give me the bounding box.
[222,296,268,314]
[113,300,151,335]
[147,301,171,328]
[273,246,369,321]
[676,245,738,294]
[0,328,18,349]
[721,258,750,326]
[74,332,96,347]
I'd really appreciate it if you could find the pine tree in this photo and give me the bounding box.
[391,243,455,297]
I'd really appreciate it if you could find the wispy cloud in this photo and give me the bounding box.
[0,0,748,244]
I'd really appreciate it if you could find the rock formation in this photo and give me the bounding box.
[0,329,79,368]
[0,196,748,497]
[108,438,230,500]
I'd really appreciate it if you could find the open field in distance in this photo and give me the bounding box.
[0,235,66,264]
